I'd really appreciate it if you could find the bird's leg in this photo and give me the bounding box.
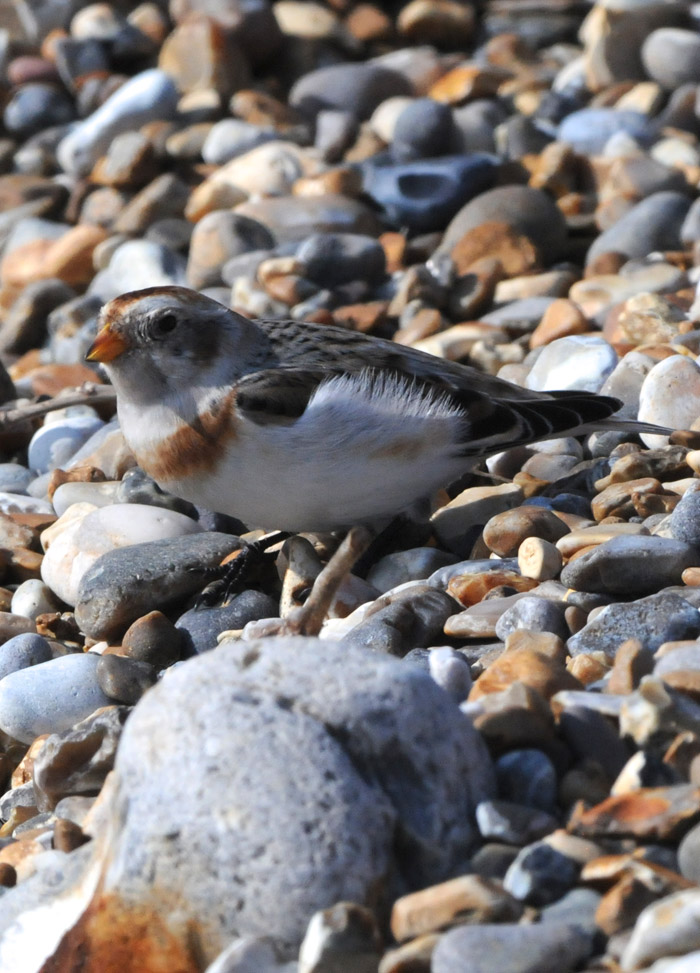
[352,514,432,578]
[195,531,291,608]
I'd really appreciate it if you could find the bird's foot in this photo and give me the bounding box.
[195,531,290,608]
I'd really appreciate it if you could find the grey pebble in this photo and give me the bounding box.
[289,63,412,120]
[539,887,603,939]
[503,840,580,906]
[27,414,104,474]
[296,232,386,287]
[0,653,112,744]
[494,596,569,642]
[678,821,700,883]
[96,654,158,706]
[392,97,455,161]
[0,464,33,496]
[567,591,700,657]
[476,799,559,846]
[116,467,198,518]
[495,749,558,813]
[342,586,457,656]
[0,633,53,682]
[586,190,692,265]
[642,27,700,88]
[432,921,592,973]
[558,108,650,154]
[558,705,630,780]
[176,591,280,654]
[75,532,241,642]
[560,535,699,595]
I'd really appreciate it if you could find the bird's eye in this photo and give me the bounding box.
[154,313,177,336]
[158,313,177,332]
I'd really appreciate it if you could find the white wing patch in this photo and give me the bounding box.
[308,369,466,423]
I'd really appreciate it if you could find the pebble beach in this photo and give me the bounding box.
[4,0,700,970]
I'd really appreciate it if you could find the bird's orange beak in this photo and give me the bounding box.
[85,323,129,363]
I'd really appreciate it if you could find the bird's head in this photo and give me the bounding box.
[86,286,263,402]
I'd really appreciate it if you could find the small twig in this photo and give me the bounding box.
[0,383,117,430]
[283,526,374,636]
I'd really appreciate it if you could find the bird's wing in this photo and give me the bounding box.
[235,367,331,424]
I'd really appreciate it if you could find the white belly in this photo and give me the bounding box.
[127,372,469,532]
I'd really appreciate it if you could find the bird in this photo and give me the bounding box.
[85,285,669,534]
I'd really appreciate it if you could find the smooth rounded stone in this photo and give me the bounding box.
[451,100,507,153]
[494,597,569,643]
[57,69,179,177]
[518,537,562,583]
[175,591,279,654]
[75,532,241,641]
[476,799,559,846]
[201,119,278,166]
[3,83,76,138]
[621,889,700,971]
[586,191,692,265]
[289,63,413,120]
[432,483,524,556]
[600,351,656,418]
[441,185,567,266]
[642,28,700,89]
[678,821,700,883]
[540,887,602,938]
[0,634,52,681]
[431,921,592,973]
[296,233,386,287]
[557,108,650,155]
[0,465,32,496]
[187,211,275,289]
[495,749,558,813]
[361,154,497,233]
[0,653,112,745]
[639,355,700,449]
[205,936,290,973]
[341,586,457,657]
[0,493,54,516]
[27,415,104,475]
[560,535,699,596]
[10,581,62,621]
[121,610,184,669]
[51,481,121,517]
[95,239,187,298]
[503,840,580,906]
[96,654,158,706]
[525,335,618,393]
[428,647,472,702]
[668,487,700,549]
[681,197,700,245]
[67,637,496,961]
[391,97,455,160]
[567,592,700,658]
[235,194,383,245]
[483,505,569,559]
[298,903,382,973]
[41,503,203,608]
[116,468,197,518]
[366,547,456,593]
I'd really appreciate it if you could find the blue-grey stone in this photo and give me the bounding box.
[3,83,76,138]
[642,28,700,89]
[495,596,569,642]
[0,653,112,744]
[495,749,558,813]
[289,63,412,120]
[504,841,580,906]
[476,799,559,846]
[432,921,592,973]
[560,535,699,595]
[0,634,53,681]
[568,592,700,657]
[27,415,104,474]
[392,98,455,161]
[558,108,651,154]
[176,591,279,655]
[362,154,497,232]
[586,191,692,265]
[0,465,33,496]
[296,232,386,287]
[671,487,700,548]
